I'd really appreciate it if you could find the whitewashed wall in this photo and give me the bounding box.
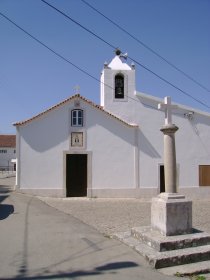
[85,104,136,190]
[17,103,70,195]
[0,147,16,169]
[136,95,210,190]
[102,85,210,194]
[17,99,137,197]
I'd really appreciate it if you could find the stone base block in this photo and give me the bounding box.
[151,193,192,236]
[113,227,210,269]
[131,226,210,252]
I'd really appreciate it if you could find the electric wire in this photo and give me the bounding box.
[1,9,209,110]
[0,12,105,87]
[1,7,210,110]
[40,0,210,110]
[0,11,148,108]
[41,0,116,50]
[80,0,210,93]
[128,55,210,109]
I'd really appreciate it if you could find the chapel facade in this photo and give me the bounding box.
[14,52,210,198]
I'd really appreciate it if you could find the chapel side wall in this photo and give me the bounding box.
[100,55,210,196]
[175,112,210,189]
[136,101,210,190]
[137,104,163,189]
[18,105,70,195]
[85,106,137,193]
[104,89,210,191]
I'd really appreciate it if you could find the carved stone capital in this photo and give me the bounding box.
[160,124,179,134]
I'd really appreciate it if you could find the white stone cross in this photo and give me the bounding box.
[158,96,178,125]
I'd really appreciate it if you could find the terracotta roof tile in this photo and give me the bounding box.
[14,94,138,128]
[0,135,16,148]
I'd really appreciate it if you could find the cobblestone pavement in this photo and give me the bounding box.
[2,177,210,236]
[39,197,210,236]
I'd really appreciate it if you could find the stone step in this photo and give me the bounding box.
[158,260,210,276]
[113,231,210,269]
[131,226,210,252]
[136,244,210,269]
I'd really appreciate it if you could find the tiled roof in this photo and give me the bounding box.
[0,135,16,148]
[13,94,138,128]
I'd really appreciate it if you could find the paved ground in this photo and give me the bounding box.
[1,177,210,279]
[0,177,182,280]
[39,196,210,237]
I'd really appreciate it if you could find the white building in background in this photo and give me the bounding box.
[0,135,16,171]
[14,52,210,198]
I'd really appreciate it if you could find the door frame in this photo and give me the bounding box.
[158,164,165,193]
[63,151,92,197]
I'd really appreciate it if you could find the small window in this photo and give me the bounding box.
[71,109,83,127]
[115,74,124,99]
[0,149,7,153]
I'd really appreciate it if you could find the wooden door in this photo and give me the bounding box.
[66,154,87,197]
[199,165,210,186]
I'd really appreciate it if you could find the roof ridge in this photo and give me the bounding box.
[14,94,138,128]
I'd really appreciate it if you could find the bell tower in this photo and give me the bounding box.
[100,50,137,122]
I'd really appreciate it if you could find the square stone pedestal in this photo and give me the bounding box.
[151,193,192,236]
[114,192,210,273]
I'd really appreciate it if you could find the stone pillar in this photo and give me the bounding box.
[151,97,192,236]
[161,124,178,194]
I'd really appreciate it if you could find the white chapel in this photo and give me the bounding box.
[14,51,210,198]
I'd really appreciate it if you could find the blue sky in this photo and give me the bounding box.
[0,0,210,133]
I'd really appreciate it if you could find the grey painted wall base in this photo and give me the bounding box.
[88,188,158,198]
[15,185,210,199]
[180,187,210,199]
[16,188,64,197]
[151,193,192,236]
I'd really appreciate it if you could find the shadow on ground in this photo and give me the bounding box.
[0,185,14,219]
[0,203,14,220]
[0,261,139,279]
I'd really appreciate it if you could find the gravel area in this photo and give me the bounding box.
[39,198,151,235]
[2,177,210,237]
[39,197,210,236]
